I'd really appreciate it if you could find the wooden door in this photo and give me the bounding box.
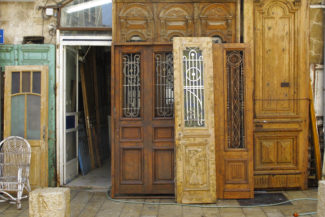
[112,45,174,196]
[252,0,309,189]
[4,65,48,188]
[214,44,254,199]
[173,38,216,203]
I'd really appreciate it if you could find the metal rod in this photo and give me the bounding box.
[322,1,325,179]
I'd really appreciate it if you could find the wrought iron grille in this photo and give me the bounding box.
[122,53,141,118]
[226,51,245,148]
[183,47,205,127]
[155,52,174,118]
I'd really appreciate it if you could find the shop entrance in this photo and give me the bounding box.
[57,36,112,190]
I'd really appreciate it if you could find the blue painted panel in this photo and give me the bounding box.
[0,29,3,44]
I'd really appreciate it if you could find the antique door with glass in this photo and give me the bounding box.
[173,38,253,203]
[4,65,48,188]
[214,44,254,199]
[112,45,175,196]
[63,47,79,184]
[173,38,217,203]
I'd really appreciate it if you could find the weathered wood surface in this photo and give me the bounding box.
[250,0,309,189]
[173,37,216,203]
[310,82,322,181]
[80,63,96,169]
[114,2,238,43]
[4,65,48,188]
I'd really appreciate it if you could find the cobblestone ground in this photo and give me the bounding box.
[0,188,318,217]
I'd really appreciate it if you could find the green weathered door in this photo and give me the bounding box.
[0,44,56,187]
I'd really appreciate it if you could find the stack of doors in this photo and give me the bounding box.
[111,38,254,202]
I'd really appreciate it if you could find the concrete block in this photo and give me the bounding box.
[29,187,70,217]
[318,181,325,217]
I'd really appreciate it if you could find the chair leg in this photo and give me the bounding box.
[17,201,21,210]
[17,184,23,210]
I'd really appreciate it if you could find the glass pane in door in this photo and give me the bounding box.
[27,95,41,139]
[11,95,25,137]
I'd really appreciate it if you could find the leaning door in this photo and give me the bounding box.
[112,45,174,196]
[173,38,217,203]
[64,47,79,184]
[214,44,254,199]
[4,65,48,188]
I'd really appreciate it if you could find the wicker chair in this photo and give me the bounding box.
[0,136,31,209]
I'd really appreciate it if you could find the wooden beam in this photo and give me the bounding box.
[92,50,102,167]
[310,81,322,180]
[80,63,96,169]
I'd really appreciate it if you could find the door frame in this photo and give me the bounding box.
[56,31,112,185]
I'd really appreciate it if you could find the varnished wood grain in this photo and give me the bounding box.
[252,0,309,189]
[213,44,254,199]
[112,45,174,196]
[114,2,237,43]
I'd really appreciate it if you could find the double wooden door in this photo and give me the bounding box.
[112,45,175,196]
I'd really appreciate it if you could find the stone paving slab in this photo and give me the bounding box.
[0,188,318,217]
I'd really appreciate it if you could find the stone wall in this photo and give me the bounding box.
[310,0,324,64]
[0,0,57,44]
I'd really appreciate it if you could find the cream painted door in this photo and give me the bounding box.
[4,65,48,188]
[173,37,216,203]
[64,47,79,184]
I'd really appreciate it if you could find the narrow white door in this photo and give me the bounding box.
[64,47,79,184]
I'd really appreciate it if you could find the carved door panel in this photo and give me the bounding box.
[112,45,174,196]
[214,44,254,199]
[173,38,216,203]
[4,65,48,188]
[253,0,309,189]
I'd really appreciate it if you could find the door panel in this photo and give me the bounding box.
[173,37,216,203]
[254,0,299,118]
[4,65,48,188]
[214,44,254,199]
[64,47,79,184]
[253,0,309,189]
[113,45,174,196]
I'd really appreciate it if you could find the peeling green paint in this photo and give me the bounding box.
[0,44,56,187]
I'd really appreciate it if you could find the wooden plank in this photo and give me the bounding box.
[310,81,322,180]
[92,50,102,167]
[80,63,96,169]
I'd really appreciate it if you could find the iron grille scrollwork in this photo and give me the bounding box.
[122,53,141,118]
[183,47,205,127]
[155,52,174,118]
[227,51,245,148]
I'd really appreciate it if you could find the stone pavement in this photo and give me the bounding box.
[0,188,318,217]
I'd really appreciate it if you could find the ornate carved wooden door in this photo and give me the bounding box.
[112,45,174,196]
[4,65,48,188]
[214,44,254,199]
[252,0,309,189]
[173,38,217,203]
